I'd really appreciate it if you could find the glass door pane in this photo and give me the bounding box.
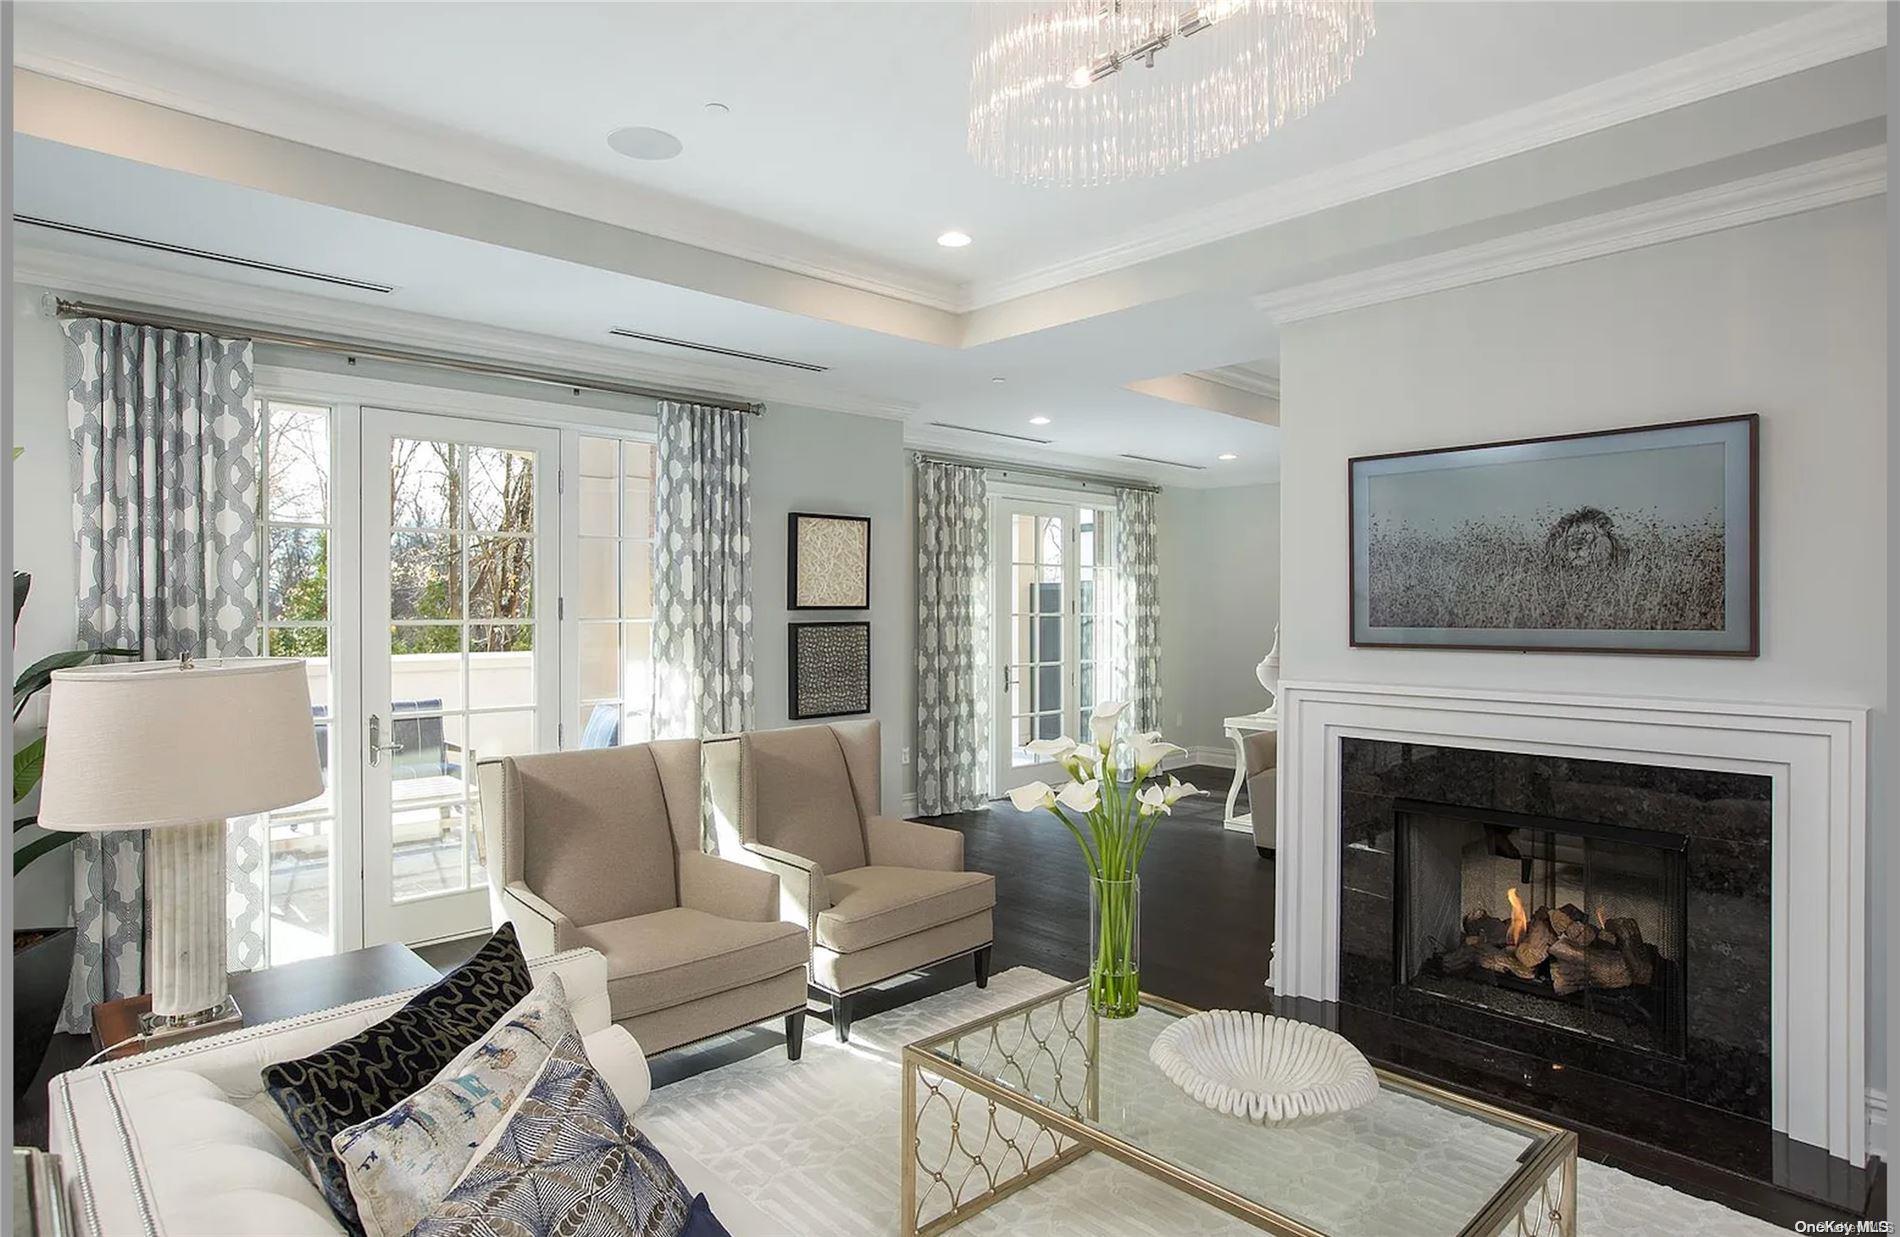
[363,409,559,946]
[994,501,1073,793]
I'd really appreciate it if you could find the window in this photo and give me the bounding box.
[575,436,657,746]
[260,400,335,964]
[1077,505,1115,740]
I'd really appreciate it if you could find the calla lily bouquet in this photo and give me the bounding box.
[1005,700,1204,1016]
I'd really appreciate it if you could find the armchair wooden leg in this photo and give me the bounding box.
[785,1010,806,1061]
[830,993,853,1042]
[975,945,992,989]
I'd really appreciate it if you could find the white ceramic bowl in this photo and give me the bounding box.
[1148,1009,1379,1125]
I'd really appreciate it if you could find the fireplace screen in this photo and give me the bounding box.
[1393,800,1688,1058]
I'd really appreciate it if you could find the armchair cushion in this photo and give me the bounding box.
[816,866,996,954]
[745,726,867,875]
[578,909,808,1020]
[864,816,963,871]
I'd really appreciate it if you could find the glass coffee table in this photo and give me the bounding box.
[900,983,1577,1236]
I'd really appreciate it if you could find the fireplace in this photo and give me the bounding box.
[1334,738,1773,1124]
[1393,801,1688,1061]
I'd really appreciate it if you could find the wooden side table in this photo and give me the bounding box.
[90,942,443,1061]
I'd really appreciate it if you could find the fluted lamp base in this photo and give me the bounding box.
[139,818,243,1042]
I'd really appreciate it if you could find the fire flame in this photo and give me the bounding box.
[1505,887,1528,946]
[1595,906,1607,930]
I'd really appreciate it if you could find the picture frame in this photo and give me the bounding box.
[788,512,871,610]
[1348,414,1758,656]
[788,621,872,719]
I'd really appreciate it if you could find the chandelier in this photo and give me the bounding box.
[969,1,1375,188]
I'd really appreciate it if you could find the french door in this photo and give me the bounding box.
[360,408,561,945]
[991,497,1114,793]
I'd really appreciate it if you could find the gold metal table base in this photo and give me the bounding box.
[899,983,1579,1237]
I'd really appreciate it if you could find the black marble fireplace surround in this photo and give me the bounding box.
[1338,738,1773,1123]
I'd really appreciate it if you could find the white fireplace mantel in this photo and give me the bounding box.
[1273,679,1871,1166]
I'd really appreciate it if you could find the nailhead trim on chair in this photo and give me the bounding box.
[103,1073,159,1237]
[56,1077,101,1237]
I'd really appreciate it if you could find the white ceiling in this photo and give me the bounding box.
[9,2,1885,486]
[13,1,1824,303]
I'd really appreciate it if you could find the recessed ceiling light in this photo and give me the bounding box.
[937,230,973,248]
[1218,452,1239,461]
[607,126,684,161]
[704,101,731,116]
[1029,416,1052,426]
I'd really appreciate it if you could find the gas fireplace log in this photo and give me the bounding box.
[1546,905,1598,948]
[1476,948,1538,981]
[1605,917,1654,986]
[1462,912,1509,948]
[1439,944,1480,974]
[1548,955,1592,996]
[1514,911,1557,968]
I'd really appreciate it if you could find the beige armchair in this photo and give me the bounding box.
[704,719,995,1041]
[476,739,813,1057]
[1244,730,1277,857]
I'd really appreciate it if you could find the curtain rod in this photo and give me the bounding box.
[912,449,1160,494]
[52,298,766,416]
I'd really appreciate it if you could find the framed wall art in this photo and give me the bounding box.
[1349,414,1758,656]
[788,512,871,610]
[789,621,872,719]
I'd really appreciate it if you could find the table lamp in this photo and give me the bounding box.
[37,656,322,1039]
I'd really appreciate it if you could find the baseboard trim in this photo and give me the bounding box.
[1868,1088,1887,1159]
[1168,746,1236,771]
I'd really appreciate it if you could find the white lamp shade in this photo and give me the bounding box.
[38,658,323,831]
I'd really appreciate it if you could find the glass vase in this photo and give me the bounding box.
[1088,875,1141,1018]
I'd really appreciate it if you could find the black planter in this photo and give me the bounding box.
[14,927,75,1102]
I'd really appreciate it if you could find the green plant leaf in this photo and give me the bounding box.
[13,829,73,877]
[13,647,139,719]
[13,736,45,805]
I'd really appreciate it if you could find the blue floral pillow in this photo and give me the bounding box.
[413,1029,696,1237]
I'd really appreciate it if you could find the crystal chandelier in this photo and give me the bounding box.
[969,0,1375,188]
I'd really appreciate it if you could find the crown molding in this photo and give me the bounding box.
[12,243,919,422]
[1196,364,1281,401]
[1253,145,1886,325]
[967,3,1887,309]
[11,49,967,316]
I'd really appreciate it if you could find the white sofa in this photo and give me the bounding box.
[48,948,778,1236]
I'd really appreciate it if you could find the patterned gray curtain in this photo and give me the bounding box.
[58,318,264,1031]
[650,401,754,739]
[914,460,991,815]
[1113,487,1162,733]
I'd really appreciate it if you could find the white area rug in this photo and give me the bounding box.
[639,968,1780,1236]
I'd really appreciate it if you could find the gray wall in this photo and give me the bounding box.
[1278,197,1888,1115]
[1159,483,1282,753]
[12,285,78,928]
[749,406,911,812]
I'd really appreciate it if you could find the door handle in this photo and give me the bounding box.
[368,713,406,767]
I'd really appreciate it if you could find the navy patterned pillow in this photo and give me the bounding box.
[413,1029,696,1237]
[262,923,532,1235]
